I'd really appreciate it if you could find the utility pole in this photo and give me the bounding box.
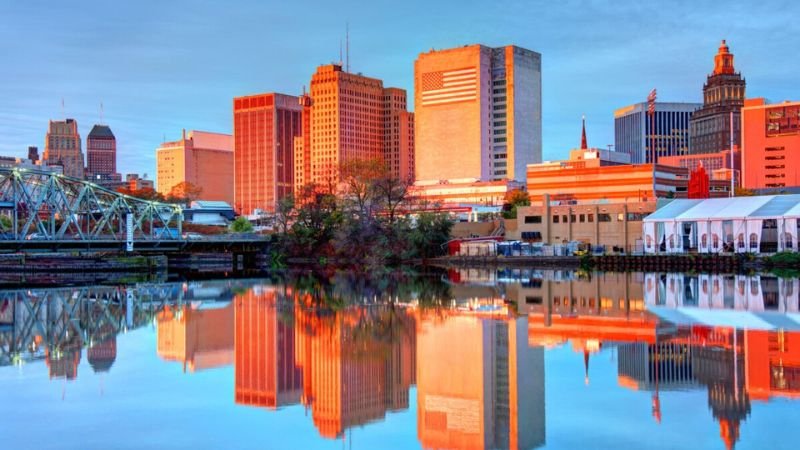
[647,89,657,200]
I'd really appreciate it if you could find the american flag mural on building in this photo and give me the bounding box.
[420,67,478,106]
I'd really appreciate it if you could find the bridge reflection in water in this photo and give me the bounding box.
[2,272,800,450]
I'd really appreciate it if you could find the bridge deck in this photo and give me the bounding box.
[0,238,271,253]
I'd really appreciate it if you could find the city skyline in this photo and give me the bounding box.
[1,1,798,178]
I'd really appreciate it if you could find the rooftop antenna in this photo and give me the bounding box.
[339,39,343,66]
[61,97,65,118]
[100,101,104,124]
[346,21,350,72]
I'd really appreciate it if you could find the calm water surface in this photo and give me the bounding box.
[1,270,799,449]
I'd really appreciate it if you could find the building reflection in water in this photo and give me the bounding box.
[416,312,545,450]
[0,282,237,377]
[4,273,799,449]
[488,269,800,450]
[156,302,234,373]
[230,283,546,449]
[234,285,418,439]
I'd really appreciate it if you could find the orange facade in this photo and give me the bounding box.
[233,93,302,215]
[527,162,730,204]
[414,45,542,184]
[741,98,800,190]
[307,64,413,188]
[156,130,234,204]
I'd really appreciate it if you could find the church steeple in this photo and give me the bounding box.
[713,39,735,75]
[580,115,588,150]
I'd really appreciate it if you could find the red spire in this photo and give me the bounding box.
[580,115,588,149]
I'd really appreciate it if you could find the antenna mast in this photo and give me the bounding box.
[100,101,104,124]
[346,22,350,72]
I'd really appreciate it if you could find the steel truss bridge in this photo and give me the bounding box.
[0,282,238,369]
[0,167,182,243]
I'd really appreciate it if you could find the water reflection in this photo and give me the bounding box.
[1,271,799,449]
[458,268,800,449]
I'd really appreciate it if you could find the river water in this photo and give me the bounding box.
[1,270,799,449]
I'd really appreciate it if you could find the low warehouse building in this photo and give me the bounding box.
[511,201,657,253]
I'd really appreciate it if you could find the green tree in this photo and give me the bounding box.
[408,212,453,259]
[229,216,254,233]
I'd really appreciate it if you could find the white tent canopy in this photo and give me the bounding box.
[643,195,800,254]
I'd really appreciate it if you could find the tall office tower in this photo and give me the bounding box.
[44,118,84,178]
[309,64,384,186]
[293,92,313,194]
[233,93,302,216]
[85,124,117,181]
[27,146,39,163]
[383,88,415,182]
[156,130,234,204]
[414,44,542,183]
[689,40,746,154]
[614,102,701,164]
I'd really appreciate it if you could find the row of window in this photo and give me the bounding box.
[524,212,646,224]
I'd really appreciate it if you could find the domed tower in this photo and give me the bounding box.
[689,40,747,154]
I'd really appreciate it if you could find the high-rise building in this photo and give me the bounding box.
[293,93,313,194]
[614,102,700,164]
[383,88,415,182]
[86,124,119,183]
[414,44,542,183]
[156,130,234,204]
[741,98,800,190]
[306,64,412,187]
[27,146,38,163]
[689,40,746,154]
[233,93,303,216]
[44,118,84,178]
[126,173,154,191]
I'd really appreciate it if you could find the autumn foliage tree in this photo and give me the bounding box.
[274,158,452,270]
[167,181,203,203]
[116,186,164,202]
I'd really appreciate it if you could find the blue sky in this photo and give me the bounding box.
[1,0,798,178]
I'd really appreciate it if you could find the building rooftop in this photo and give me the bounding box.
[88,124,114,138]
[645,195,800,221]
[190,200,233,210]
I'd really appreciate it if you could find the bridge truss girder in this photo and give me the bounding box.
[0,168,182,241]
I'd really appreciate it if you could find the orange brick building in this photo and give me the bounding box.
[302,64,414,188]
[233,93,302,215]
[156,130,234,204]
[741,98,800,190]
